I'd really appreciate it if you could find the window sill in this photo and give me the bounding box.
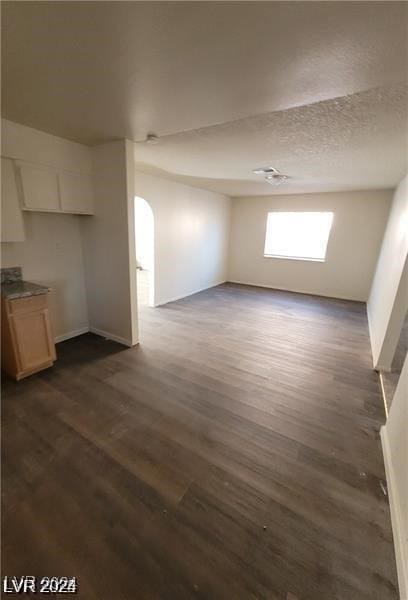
[263,254,326,263]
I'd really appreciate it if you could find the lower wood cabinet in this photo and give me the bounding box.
[1,293,56,380]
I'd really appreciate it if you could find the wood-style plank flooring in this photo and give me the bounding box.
[2,283,398,599]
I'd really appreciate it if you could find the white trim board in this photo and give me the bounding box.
[378,372,389,419]
[227,280,365,303]
[55,325,134,347]
[154,280,227,307]
[381,426,408,600]
[55,326,89,343]
[88,326,134,348]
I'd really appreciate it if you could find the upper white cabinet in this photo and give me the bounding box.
[1,158,25,242]
[19,163,60,211]
[59,171,93,214]
[15,160,94,215]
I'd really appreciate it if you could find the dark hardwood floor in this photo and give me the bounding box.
[2,283,398,599]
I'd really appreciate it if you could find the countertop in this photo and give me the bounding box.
[1,280,50,300]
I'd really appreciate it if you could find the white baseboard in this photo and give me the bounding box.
[226,280,363,303]
[88,326,134,348]
[381,426,408,600]
[55,326,89,343]
[378,365,393,373]
[155,280,227,307]
[54,325,134,348]
[378,372,389,419]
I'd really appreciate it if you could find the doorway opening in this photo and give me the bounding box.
[381,309,408,412]
[135,196,154,309]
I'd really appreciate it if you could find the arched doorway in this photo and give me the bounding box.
[134,196,154,308]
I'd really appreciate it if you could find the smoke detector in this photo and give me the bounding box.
[145,133,159,145]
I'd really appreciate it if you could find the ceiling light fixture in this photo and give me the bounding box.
[252,166,279,175]
[253,166,290,185]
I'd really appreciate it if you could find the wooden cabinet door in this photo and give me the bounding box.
[1,158,25,242]
[10,308,56,373]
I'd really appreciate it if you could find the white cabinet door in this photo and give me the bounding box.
[59,172,93,214]
[19,163,60,211]
[1,158,25,242]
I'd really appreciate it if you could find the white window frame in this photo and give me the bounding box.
[263,211,334,263]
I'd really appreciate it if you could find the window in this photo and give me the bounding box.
[264,211,333,262]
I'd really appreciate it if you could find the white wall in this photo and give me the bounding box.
[133,171,231,306]
[1,213,88,341]
[369,175,408,598]
[81,140,137,346]
[1,119,91,341]
[135,197,154,271]
[1,120,230,344]
[2,118,92,173]
[229,190,392,301]
[381,353,408,599]
[368,176,408,369]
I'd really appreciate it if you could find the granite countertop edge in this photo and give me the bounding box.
[1,281,51,300]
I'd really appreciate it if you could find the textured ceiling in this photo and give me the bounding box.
[134,85,408,195]
[2,1,407,143]
[2,1,408,195]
